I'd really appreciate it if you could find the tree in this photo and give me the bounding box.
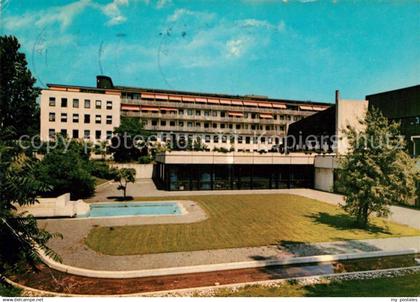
[34,137,95,200]
[0,138,61,274]
[114,168,136,200]
[336,108,418,228]
[109,117,151,162]
[0,36,40,138]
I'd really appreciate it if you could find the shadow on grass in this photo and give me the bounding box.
[106,196,134,201]
[306,212,392,235]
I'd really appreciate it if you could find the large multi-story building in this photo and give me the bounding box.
[40,76,331,151]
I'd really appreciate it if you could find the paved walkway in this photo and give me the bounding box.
[38,180,420,271]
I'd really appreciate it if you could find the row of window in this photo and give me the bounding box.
[145,120,286,131]
[163,134,279,145]
[49,97,113,110]
[49,113,113,124]
[49,129,113,140]
[145,109,301,121]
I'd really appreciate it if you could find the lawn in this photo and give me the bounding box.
[211,271,420,297]
[85,194,420,255]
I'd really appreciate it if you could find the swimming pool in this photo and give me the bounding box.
[85,202,182,218]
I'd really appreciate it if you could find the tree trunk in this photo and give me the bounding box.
[360,203,369,228]
[123,186,127,199]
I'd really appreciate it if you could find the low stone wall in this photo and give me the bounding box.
[15,193,89,218]
[111,163,154,179]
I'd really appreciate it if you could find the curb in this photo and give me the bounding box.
[5,265,420,297]
[37,247,418,279]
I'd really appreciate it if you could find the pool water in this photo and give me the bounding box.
[86,202,181,218]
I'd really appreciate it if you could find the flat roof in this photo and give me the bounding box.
[46,82,333,106]
[366,84,420,98]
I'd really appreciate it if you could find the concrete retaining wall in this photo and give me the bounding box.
[37,246,417,279]
[111,163,154,179]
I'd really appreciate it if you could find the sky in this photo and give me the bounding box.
[1,0,419,103]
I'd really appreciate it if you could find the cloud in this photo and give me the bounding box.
[100,0,129,26]
[157,10,287,68]
[226,37,253,58]
[167,8,215,22]
[156,0,172,9]
[3,0,92,31]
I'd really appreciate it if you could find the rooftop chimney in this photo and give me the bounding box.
[96,75,114,89]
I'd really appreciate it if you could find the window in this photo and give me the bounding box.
[212,111,218,117]
[151,120,158,126]
[95,115,101,124]
[222,135,227,143]
[261,137,266,143]
[179,121,184,127]
[170,121,176,126]
[187,109,193,116]
[72,129,79,139]
[60,129,67,136]
[73,113,79,123]
[60,113,67,122]
[245,136,251,144]
[214,135,219,143]
[61,98,67,107]
[48,129,55,138]
[73,99,79,108]
[84,99,91,108]
[220,111,226,117]
[178,109,184,115]
[196,110,201,116]
[229,124,233,129]
[106,115,112,125]
[204,123,209,128]
[95,130,101,140]
[204,111,210,116]
[230,136,235,144]
[251,113,256,119]
[49,97,56,107]
[106,131,112,139]
[244,112,249,118]
[238,136,243,144]
[205,135,211,143]
[220,123,225,129]
[106,101,112,110]
[236,124,241,129]
[84,114,90,124]
[160,120,166,126]
[84,130,90,139]
[187,122,193,127]
[195,122,201,127]
[96,100,102,109]
[268,137,273,144]
[49,112,55,122]
[212,123,217,128]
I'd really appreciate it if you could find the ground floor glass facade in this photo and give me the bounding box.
[154,164,314,191]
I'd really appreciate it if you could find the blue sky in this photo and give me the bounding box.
[1,0,419,103]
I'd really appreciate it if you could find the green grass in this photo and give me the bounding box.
[212,271,420,297]
[0,280,21,297]
[85,194,420,255]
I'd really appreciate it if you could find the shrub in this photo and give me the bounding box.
[88,160,117,180]
[138,155,153,164]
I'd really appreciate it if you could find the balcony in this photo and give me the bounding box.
[121,98,315,117]
[122,111,293,125]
